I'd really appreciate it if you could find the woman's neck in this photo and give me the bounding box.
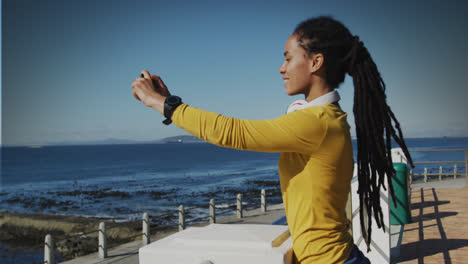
[305,81,333,102]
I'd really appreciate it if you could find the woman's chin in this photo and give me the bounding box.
[285,89,299,96]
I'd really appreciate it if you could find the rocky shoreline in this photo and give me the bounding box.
[0,179,282,262]
[0,211,176,261]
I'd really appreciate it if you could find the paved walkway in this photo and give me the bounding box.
[396,182,468,263]
[410,178,467,189]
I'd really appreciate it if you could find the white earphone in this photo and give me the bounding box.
[286,91,340,114]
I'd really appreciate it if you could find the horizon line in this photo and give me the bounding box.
[2,135,467,148]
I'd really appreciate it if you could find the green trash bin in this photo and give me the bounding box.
[390,163,411,225]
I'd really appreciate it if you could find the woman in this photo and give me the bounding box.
[131,16,413,264]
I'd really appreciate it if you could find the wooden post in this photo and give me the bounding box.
[98,222,107,259]
[409,169,413,185]
[454,165,457,179]
[345,190,353,238]
[44,234,54,264]
[465,151,468,186]
[237,193,243,218]
[439,166,443,181]
[179,205,185,231]
[261,189,267,212]
[142,212,150,245]
[424,168,428,182]
[210,199,216,224]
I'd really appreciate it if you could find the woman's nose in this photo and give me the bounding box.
[279,63,286,74]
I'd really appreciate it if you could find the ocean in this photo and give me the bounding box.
[1,143,283,221]
[0,137,467,263]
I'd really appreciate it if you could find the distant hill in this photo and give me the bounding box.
[4,135,205,147]
[158,135,204,144]
[47,135,204,145]
[45,138,141,146]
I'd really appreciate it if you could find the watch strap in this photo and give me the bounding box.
[163,96,182,125]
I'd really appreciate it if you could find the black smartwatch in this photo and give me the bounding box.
[163,96,183,125]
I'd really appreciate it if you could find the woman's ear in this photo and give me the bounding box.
[309,53,324,73]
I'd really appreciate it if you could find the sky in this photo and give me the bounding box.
[1,0,467,146]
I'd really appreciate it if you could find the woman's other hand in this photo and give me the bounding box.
[131,70,170,115]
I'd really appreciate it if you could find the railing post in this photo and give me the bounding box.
[439,166,443,181]
[465,151,468,186]
[142,212,150,245]
[179,205,185,231]
[99,222,107,259]
[454,165,457,179]
[210,199,216,224]
[424,168,428,182]
[44,234,55,264]
[261,189,267,212]
[409,169,413,185]
[237,193,243,218]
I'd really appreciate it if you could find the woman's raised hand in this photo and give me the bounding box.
[131,70,171,114]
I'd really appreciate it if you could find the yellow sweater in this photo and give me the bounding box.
[172,103,354,264]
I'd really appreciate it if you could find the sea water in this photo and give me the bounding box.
[0,137,467,263]
[1,143,282,221]
[1,138,467,220]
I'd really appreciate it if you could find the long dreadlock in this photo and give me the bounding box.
[293,16,414,251]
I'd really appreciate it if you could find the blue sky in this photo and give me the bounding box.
[2,0,467,146]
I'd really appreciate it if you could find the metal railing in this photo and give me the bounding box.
[408,149,468,184]
[33,188,273,264]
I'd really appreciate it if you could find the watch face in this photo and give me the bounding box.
[167,96,181,105]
